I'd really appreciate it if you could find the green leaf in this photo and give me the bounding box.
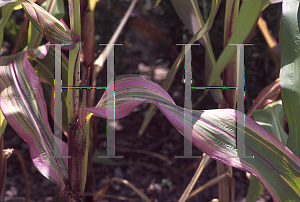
[221,0,239,108]
[154,0,162,8]
[0,109,7,137]
[280,0,300,158]
[3,18,21,45]
[0,3,15,47]
[85,75,300,202]
[249,100,288,202]
[246,175,265,202]
[170,0,223,103]
[252,100,288,145]
[138,0,222,136]
[206,0,264,95]
[41,0,64,20]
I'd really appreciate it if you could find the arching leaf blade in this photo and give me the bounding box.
[85,75,300,202]
[0,44,68,193]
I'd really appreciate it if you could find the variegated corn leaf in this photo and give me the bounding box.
[27,0,66,50]
[0,0,79,50]
[31,45,69,135]
[0,44,68,193]
[85,75,300,202]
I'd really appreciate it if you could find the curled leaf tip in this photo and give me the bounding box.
[72,35,81,44]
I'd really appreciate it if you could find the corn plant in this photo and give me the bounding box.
[0,0,299,201]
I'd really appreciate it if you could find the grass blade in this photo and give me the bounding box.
[0,3,14,47]
[205,0,264,98]
[138,0,222,136]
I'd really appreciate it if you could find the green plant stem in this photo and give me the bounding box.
[67,0,84,201]
[67,0,81,125]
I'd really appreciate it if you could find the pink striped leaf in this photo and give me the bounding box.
[0,0,79,50]
[27,0,66,49]
[84,75,300,202]
[0,44,68,193]
[32,45,69,135]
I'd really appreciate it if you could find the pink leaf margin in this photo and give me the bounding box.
[84,74,300,201]
[0,44,68,193]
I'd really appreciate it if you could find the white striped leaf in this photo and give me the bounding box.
[0,0,79,50]
[0,44,68,193]
[85,75,300,202]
